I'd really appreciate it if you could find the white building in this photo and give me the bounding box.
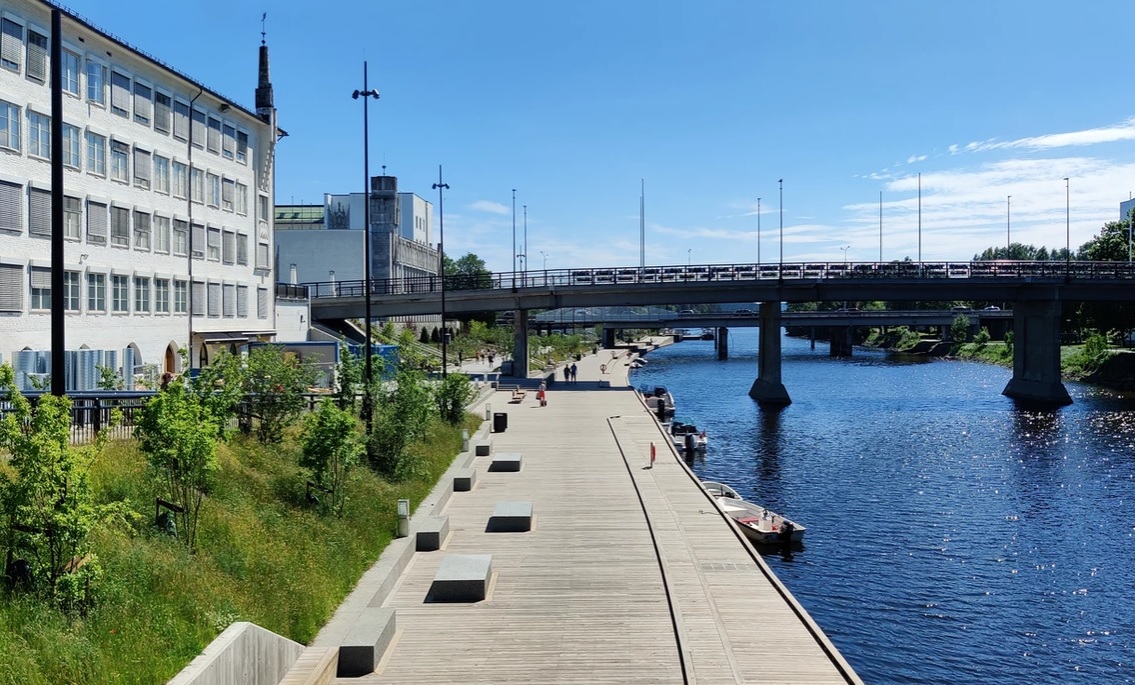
[0,0,279,388]
[1121,198,1135,222]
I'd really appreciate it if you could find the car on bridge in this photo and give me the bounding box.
[733,309,756,316]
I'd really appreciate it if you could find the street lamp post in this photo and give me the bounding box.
[433,165,449,377]
[352,63,380,433]
[522,204,527,285]
[540,250,547,271]
[917,172,922,271]
[1064,178,1070,279]
[840,244,851,266]
[879,190,883,263]
[1006,195,1012,256]
[756,196,761,265]
[511,189,517,286]
[778,179,784,276]
[687,248,692,268]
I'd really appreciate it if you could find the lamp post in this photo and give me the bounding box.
[433,165,449,377]
[917,172,922,271]
[1006,195,1012,256]
[522,204,527,285]
[511,189,517,285]
[840,244,851,266]
[879,190,883,263]
[352,63,380,433]
[1064,177,1070,279]
[540,250,547,271]
[687,248,692,268]
[778,179,784,275]
[757,196,761,265]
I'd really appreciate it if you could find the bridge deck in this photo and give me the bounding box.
[315,342,860,684]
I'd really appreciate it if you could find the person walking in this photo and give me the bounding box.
[570,362,578,383]
[537,380,547,407]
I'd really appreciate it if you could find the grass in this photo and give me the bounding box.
[0,413,480,685]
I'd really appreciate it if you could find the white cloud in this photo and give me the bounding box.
[956,118,1135,154]
[468,199,509,215]
[906,154,927,164]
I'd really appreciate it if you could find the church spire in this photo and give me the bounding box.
[255,12,274,122]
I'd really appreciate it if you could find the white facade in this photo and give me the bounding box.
[0,0,277,387]
[1121,198,1135,222]
[398,192,431,244]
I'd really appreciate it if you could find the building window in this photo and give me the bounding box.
[62,50,80,95]
[191,281,205,316]
[207,227,221,261]
[258,195,269,221]
[172,161,188,199]
[190,108,205,147]
[63,271,79,311]
[1,18,22,72]
[190,167,204,203]
[134,276,150,313]
[236,233,248,265]
[110,206,129,247]
[0,181,22,233]
[191,223,205,260]
[133,82,151,126]
[207,173,220,207]
[0,263,23,311]
[207,282,220,317]
[207,117,221,154]
[28,112,49,159]
[153,215,170,253]
[236,130,248,164]
[173,219,188,256]
[110,71,130,118]
[0,100,19,152]
[133,148,151,189]
[222,230,235,264]
[153,155,170,194]
[236,182,248,215]
[236,285,248,317]
[173,99,189,140]
[111,274,129,312]
[87,273,106,311]
[86,200,107,244]
[173,279,187,314]
[257,242,269,269]
[63,124,80,168]
[222,124,235,159]
[26,29,47,83]
[29,187,50,237]
[30,267,50,310]
[63,196,81,239]
[257,287,268,319]
[85,60,105,104]
[133,211,151,250]
[155,278,169,313]
[154,92,171,134]
[110,141,129,182]
[86,131,106,175]
[223,283,235,317]
[222,178,234,212]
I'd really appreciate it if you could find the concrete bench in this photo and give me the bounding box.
[427,554,492,603]
[416,516,449,552]
[489,452,522,472]
[453,468,476,492]
[337,608,396,677]
[487,501,533,532]
[509,386,527,403]
[474,440,492,457]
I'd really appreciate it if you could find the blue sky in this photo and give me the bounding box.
[63,0,1135,272]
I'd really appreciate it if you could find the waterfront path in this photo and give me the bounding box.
[307,340,862,684]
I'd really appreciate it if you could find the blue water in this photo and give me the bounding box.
[632,329,1135,684]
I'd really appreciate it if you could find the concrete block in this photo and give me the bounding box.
[453,468,476,492]
[487,501,533,533]
[416,516,449,552]
[337,608,396,678]
[489,452,522,472]
[427,554,492,603]
[474,440,492,457]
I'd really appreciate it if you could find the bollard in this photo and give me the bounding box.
[462,429,470,452]
[484,403,492,421]
[396,499,410,538]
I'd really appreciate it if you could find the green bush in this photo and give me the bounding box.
[434,373,474,426]
[300,400,365,516]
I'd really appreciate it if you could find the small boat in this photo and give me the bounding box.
[640,385,675,420]
[671,420,707,454]
[701,481,806,544]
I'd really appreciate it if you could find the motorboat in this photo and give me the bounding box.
[671,420,707,454]
[701,481,805,544]
[640,385,675,421]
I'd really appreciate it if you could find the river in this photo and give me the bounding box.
[631,328,1135,684]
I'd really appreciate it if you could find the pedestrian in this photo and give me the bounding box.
[570,362,578,383]
[160,372,173,390]
[537,380,547,407]
[489,353,495,366]
[564,365,570,382]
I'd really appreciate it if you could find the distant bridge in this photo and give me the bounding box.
[529,308,1014,329]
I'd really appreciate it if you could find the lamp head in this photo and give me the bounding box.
[352,90,360,99]
[432,182,449,190]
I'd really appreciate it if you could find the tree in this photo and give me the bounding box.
[136,384,219,553]
[950,314,970,347]
[186,349,244,439]
[300,400,364,516]
[434,373,474,425]
[242,345,316,444]
[445,252,497,326]
[1078,220,1132,262]
[419,327,430,344]
[369,369,434,480]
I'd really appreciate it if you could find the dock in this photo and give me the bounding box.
[304,341,863,684]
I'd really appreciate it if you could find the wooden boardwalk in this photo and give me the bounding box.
[311,343,862,684]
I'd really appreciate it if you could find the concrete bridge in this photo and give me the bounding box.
[304,260,1135,407]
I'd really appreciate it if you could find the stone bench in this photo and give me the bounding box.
[489,452,522,472]
[337,608,396,677]
[416,516,449,552]
[453,468,476,492]
[487,501,533,533]
[427,554,492,603]
[474,440,492,457]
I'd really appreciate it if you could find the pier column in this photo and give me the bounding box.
[602,327,617,349]
[511,309,529,378]
[1002,299,1072,406]
[748,302,791,406]
[716,327,729,359]
[829,327,854,357]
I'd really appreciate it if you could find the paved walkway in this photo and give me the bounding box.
[307,339,862,684]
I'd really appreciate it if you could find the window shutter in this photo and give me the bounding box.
[0,181,23,232]
[173,101,188,139]
[223,284,235,317]
[207,282,221,317]
[236,131,248,162]
[222,231,235,263]
[110,71,130,114]
[191,281,206,316]
[236,233,248,265]
[133,148,151,186]
[236,285,248,317]
[28,187,50,237]
[87,201,107,243]
[154,92,171,132]
[30,266,50,289]
[257,288,268,319]
[191,108,205,144]
[133,82,151,121]
[26,30,47,82]
[191,223,205,256]
[207,117,221,152]
[0,19,22,70]
[0,263,23,312]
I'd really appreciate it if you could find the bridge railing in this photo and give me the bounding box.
[302,260,1135,299]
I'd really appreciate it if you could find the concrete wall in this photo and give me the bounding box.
[166,621,303,685]
[275,296,310,342]
[275,229,364,284]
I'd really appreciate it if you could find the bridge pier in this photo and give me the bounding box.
[716,327,729,359]
[602,327,617,349]
[748,302,791,406]
[829,327,854,357]
[511,310,529,378]
[1001,299,1072,406]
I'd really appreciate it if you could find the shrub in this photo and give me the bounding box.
[242,346,315,444]
[434,374,474,425]
[300,400,364,516]
[369,370,434,480]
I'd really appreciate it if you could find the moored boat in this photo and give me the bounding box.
[701,481,805,544]
[671,420,707,454]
